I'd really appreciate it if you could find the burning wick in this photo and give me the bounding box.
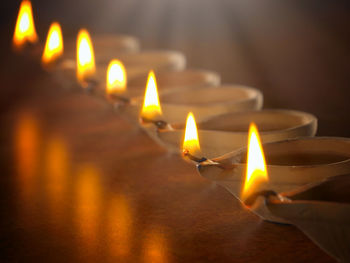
[76,29,97,92]
[106,59,130,108]
[182,112,205,162]
[182,112,236,169]
[243,190,291,208]
[13,0,38,51]
[140,71,171,130]
[241,123,270,204]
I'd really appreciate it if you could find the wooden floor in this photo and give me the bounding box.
[1,1,349,262]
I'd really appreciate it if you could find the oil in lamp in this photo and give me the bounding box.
[12,0,38,52]
[41,22,64,69]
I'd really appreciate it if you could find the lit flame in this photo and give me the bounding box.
[42,22,63,65]
[106,59,127,94]
[141,71,162,120]
[242,123,269,200]
[13,0,38,50]
[183,112,200,155]
[76,29,95,83]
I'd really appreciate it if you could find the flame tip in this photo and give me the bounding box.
[106,59,127,94]
[13,0,38,49]
[141,71,162,120]
[183,112,200,155]
[77,29,95,84]
[42,22,63,65]
[242,122,268,200]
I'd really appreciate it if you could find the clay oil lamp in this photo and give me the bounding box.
[157,109,317,158]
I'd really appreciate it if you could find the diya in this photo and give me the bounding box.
[157,109,317,157]
[196,136,350,201]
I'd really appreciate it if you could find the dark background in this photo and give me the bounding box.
[2,0,350,136]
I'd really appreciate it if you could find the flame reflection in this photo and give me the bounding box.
[14,112,40,211]
[75,164,102,251]
[106,194,132,258]
[142,227,171,263]
[44,136,69,224]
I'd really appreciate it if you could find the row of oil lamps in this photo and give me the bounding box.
[13,1,350,262]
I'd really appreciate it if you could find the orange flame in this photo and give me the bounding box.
[242,123,269,200]
[13,0,38,50]
[76,29,95,84]
[106,59,127,94]
[42,22,64,66]
[183,112,200,155]
[141,71,162,120]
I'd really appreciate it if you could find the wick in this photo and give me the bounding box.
[243,190,291,207]
[81,78,99,94]
[107,93,130,109]
[140,117,172,130]
[182,149,207,163]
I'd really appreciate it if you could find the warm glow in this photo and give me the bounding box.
[183,112,200,155]
[42,22,63,65]
[141,71,162,120]
[142,228,170,263]
[107,194,132,257]
[75,165,101,250]
[45,136,68,222]
[106,59,127,94]
[13,0,38,49]
[76,29,95,83]
[242,123,269,200]
[14,112,40,220]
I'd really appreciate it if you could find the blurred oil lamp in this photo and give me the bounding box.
[157,109,317,158]
[63,34,140,64]
[102,68,220,99]
[76,28,97,91]
[12,0,38,52]
[112,50,186,80]
[41,22,64,69]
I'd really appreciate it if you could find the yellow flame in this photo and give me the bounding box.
[141,71,162,120]
[106,59,127,94]
[13,0,38,50]
[183,112,200,155]
[76,29,95,84]
[42,22,64,65]
[242,123,269,200]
